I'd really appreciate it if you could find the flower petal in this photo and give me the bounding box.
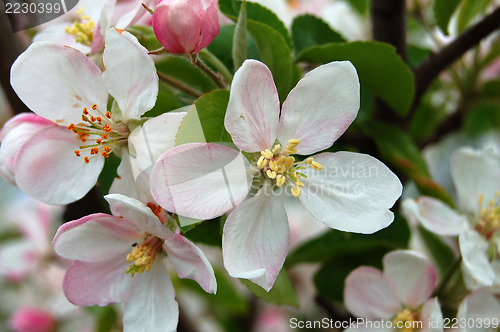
[383,250,437,308]
[128,111,187,179]
[0,241,38,281]
[62,257,135,306]
[150,143,255,219]
[163,233,217,293]
[344,266,401,319]
[420,298,443,332]
[122,258,178,332]
[459,229,495,289]
[451,145,500,216]
[278,61,360,155]
[102,29,158,122]
[299,152,402,234]
[223,186,289,291]
[10,42,107,125]
[401,197,467,236]
[457,289,500,332]
[225,59,280,152]
[52,213,140,262]
[14,126,104,205]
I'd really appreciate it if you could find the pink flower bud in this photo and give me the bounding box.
[9,308,56,332]
[152,0,220,54]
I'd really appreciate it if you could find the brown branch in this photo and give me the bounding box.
[413,6,500,108]
[0,7,30,115]
[157,71,202,99]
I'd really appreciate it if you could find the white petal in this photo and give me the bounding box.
[62,257,135,306]
[10,42,107,125]
[457,289,500,332]
[102,29,158,122]
[459,229,495,289]
[299,152,402,234]
[420,298,444,332]
[0,241,38,281]
[223,186,289,291]
[128,112,186,179]
[401,197,467,236]
[150,143,255,219]
[278,61,360,155]
[52,213,140,262]
[123,258,178,332]
[225,59,280,152]
[33,23,91,53]
[344,266,401,319]
[451,145,500,216]
[163,234,217,293]
[383,250,437,308]
[14,126,104,205]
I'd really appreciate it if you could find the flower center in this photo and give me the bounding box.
[126,235,163,277]
[476,192,500,240]
[257,139,322,198]
[65,7,95,47]
[392,308,419,332]
[67,104,129,164]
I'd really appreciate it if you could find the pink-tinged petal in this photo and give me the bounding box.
[14,126,104,205]
[153,0,203,53]
[402,197,467,236]
[420,298,443,332]
[225,60,280,152]
[0,114,53,184]
[459,229,495,289]
[299,152,402,234]
[278,61,360,155]
[451,145,500,216]
[383,250,437,308]
[113,0,156,29]
[105,194,173,240]
[457,289,500,332]
[62,257,135,306]
[102,29,158,122]
[0,241,39,281]
[344,266,401,319]
[163,233,216,293]
[150,143,255,219]
[194,1,220,54]
[223,187,289,291]
[128,111,187,179]
[9,308,56,332]
[10,42,107,125]
[122,258,178,332]
[52,213,140,262]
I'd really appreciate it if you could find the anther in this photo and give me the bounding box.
[101,152,109,158]
[272,144,282,154]
[90,147,99,155]
[266,170,277,179]
[104,146,111,153]
[67,123,75,130]
[102,134,108,139]
[311,161,323,171]
[102,124,112,132]
[276,174,286,187]
[92,104,97,110]
[257,156,267,169]
[261,149,273,159]
[82,108,88,115]
[105,111,111,119]
[287,138,301,147]
[291,186,301,197]
[74,150,81,157]
[84,157,90,163]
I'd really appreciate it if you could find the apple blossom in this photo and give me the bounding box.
[152,0,220,54]
[52,194,217,332]
[150,59,402,290]
[402,145,500,289]
[456,288,500,332]
[7,28,185,204]
[344,250,443,332]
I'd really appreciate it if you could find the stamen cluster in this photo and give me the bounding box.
[65,7,96,46]
[392,308,419,332]
[67,104,128,164]
[126,235,164,277]
[476,192,500,240]
[257,139,322,198]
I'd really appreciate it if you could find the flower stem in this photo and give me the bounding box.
[198,49,233,84]
[432,256,462,297]
[190,53,227,89]
[157,71,202,98]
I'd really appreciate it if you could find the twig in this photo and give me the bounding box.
[190,54,226,89]
[157,71,202,98]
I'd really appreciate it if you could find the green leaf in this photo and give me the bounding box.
[286,213,409,266]
[297,42,415,115]
[233,0,247,71]
[127,25,162,51]
[366,122,455,207]
[433,0,461,35]
[175,89,231,145]
[417,225,457,277]
[314,248,387,303]
[183,218,222,246]
[97,153,121,196]
[87,305,119,332]
[464,101,500,137]
[219,0,292,48]
[240,269,299,307]
[143,89,182,118]
[343,0,370,15]
[156,56,217,94]
[456,0,490,33]
[247,20,293,100]
[291,14,346,55]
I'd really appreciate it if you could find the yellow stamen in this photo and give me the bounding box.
[261,149,273,159]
